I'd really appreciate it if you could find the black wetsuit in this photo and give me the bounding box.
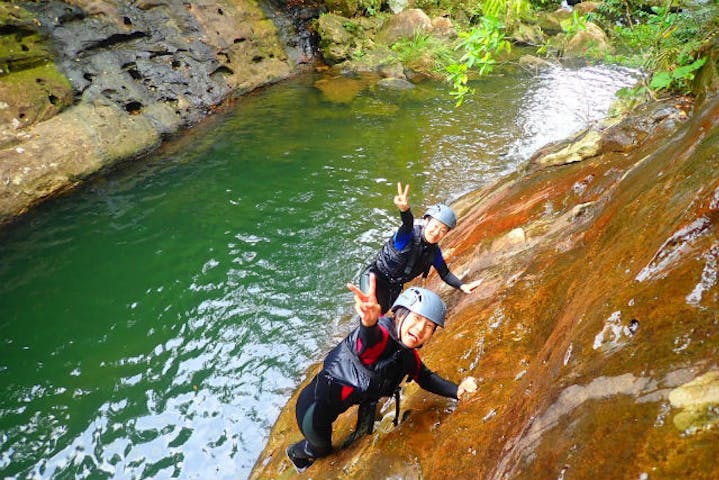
[294,315,458,457]
[363,209,463,312]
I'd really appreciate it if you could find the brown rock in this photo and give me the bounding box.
[377,9,432,45]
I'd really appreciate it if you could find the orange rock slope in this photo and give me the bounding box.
[251,94,719,480]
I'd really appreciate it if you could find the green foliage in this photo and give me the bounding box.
[594,0,644,27]
[560,10,588,38]
[391,32,456,73]
[527,0,559,9]
[596,2,716,98]
[352,48,366,60]
[342,20,360,34]
[649,56,707,91]
[446,62,471,103]
[446,15,511,106]
[480,0,532,28]
[359,0,381,16]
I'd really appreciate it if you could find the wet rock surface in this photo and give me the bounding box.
[251,95,719,479]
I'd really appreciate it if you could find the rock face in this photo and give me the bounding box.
[0,0,297,225]
[250,94,719,479]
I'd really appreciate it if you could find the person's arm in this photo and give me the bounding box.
[415,363,478,399]
[433,250,463,289]
[416,364,458,398]
[392,182,415,249]
[434,249,483,294]
[392,209,415,249]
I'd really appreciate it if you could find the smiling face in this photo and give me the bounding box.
[398,311,437,349]
[423,217,450,244]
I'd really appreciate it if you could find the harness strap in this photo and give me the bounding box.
[393,386,401,426]
[401,226,424,279]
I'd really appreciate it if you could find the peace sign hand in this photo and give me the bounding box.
[393,182,410,212]
[347,273,382,327]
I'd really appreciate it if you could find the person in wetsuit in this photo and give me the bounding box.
[361,182,483,313]
[286,273,477,472]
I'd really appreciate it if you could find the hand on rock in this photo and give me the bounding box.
[457,376,478,399]
[460,279,483,294]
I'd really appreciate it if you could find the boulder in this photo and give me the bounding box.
[376,77,415,90]
[316,13,362,65]
[431,16,456,39]
[535,8,572,36]
[313,74,375,103]
[324,0,362,18]
[511,23,545,46]
[573,1,600,14]
[377,9,432,45]
[518,54,554,70]
[563,22,613,58]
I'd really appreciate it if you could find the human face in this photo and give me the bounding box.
[423,217,450,244]
[399,311,437,349]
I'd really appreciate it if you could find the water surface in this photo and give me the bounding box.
[0,65,637,479]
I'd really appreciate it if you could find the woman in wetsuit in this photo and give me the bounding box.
[361,182,483,313]
[286,274,477,472]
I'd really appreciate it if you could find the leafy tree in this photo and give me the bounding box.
[596,1,717,97]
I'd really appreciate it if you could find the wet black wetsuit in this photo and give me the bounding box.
[362,209,464,312]
[294,315,458,457]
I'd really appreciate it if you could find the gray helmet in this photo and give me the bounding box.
[391,287,447,327]
[424,204,457,229]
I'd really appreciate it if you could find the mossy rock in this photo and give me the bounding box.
[670,370,719,434]
[563,22,613,58]
[325,0,362,17]
[535,8,571,36]
[511,23,545,46]
[0,3,51,74]
[317,13,370,64]
[0,63,73,129]
[0,2,73,129]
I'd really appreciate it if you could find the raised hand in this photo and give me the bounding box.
[460,279,483,294]
[347,273,382,327]
[393,182,410,212]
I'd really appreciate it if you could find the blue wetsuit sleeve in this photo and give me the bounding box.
[416,363,459,399]
[433,249,463,289]
[392,209,415,250]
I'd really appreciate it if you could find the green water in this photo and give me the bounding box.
[0,66,637,479]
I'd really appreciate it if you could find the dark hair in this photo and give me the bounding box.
[391,306,410,323]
